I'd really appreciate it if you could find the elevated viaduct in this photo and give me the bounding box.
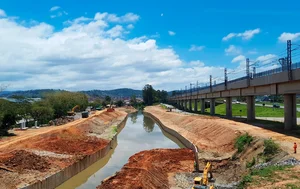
[168,62,300,131]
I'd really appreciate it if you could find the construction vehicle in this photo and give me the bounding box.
[192,162,214,189]
[67,105,80,116]
[106,103,115,112]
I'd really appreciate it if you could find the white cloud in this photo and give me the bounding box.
[0,9,6,17]
[168,31,176,36]
[232,55,246,63]
[256,54,277,65]
[278,32,300,42]
[0,11,246,91]
[222,28,261,41]
[50,10,68,18]
[50,6,60,12]
[189,45,205,52]
[106,25,124,38]
[106,12,139,23]
[225,45,241,55]
[190,60,205,67]
[127,24,134,29]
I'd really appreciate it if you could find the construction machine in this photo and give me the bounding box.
[67,105,80,116]
[192,162,214,189]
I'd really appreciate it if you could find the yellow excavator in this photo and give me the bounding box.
[67,105,80,116]
[192,162,214,189]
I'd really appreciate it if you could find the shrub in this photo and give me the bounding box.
[235,133,253,153]
[246,157,256,168]
[263,139,279,156]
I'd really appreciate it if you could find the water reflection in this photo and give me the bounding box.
[57,111,184,189]
[143,116,155,133]
[130,112,138,124]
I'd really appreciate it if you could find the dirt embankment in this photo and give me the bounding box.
[98,149,194,189]
[144,106,241,159]
[0,109,130,189]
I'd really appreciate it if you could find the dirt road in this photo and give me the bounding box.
[0,110,104,151]
[0,109,130,189]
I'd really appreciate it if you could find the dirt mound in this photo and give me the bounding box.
[0,150,50,172]
[33,134,109,155]
[98,149,194,189]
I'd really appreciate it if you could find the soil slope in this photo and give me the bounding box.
[98,149,194,189]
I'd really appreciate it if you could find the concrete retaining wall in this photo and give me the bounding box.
[21,115,128,189]
[143,112,196,151]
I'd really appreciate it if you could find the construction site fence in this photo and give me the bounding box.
[21,115,128,189]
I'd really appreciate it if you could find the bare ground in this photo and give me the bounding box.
[0,108,131,189]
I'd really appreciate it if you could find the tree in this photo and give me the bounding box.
[0,99,17,135]
[116,100,124,107]
[130,95,137,107]
[45,91,88,118]
[143,84,154,105]
[31,106,54,124]
[105,96,111,103]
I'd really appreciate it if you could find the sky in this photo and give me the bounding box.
[0,0,300,91]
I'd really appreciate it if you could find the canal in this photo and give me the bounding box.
[57,111,184,189]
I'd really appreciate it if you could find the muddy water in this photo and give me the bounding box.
[57,111,184,189]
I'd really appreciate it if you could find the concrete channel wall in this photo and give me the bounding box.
[21,115,128,189]
[143,111,200,169]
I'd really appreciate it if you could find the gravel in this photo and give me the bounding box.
[29,149,73,159]
[174,172,239,189]
[253,157,300,170]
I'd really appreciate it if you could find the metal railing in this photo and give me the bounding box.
[171,62,300,98]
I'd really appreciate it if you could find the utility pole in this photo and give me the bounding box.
[253,67,256,77]
[246,58,250,86]
[224,68,228,90]
[287,40,292,80]
[209,75,212,93]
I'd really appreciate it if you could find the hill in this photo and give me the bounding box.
[0,88,142,99]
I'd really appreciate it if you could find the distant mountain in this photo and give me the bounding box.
[0,89,64,98]
[0,88,142,99]
[81,88,142,98]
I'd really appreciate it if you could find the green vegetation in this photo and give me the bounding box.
[206,103,300,117]
[160,104,167,109]
[142,84,168,106]
[112,125,118,134]
[246,157,256,168]
[0,91,89,136]
[235,133,253,153]
[285,183,300,189]
[238,165,292,189]
[259,139,280,162]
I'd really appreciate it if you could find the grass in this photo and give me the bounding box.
[238,165,292,189]
[206,103,300,117]
[160,104,167,109]
[235,133,253,153]
[257,101,300,108]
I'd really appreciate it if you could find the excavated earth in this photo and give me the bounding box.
[100,106,300,189]
[0,109,131,189]
[98,149,194,189]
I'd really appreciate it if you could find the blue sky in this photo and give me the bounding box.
[0,0,300,91]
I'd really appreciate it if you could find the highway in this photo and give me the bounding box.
[239,102,300,112]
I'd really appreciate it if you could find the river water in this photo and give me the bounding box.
[57,111,184,189]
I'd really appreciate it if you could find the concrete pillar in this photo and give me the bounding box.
[210,98,215,116]
[189,99,192,111]
[247,96,255,121]
[184,100,188,110]
[226,97,232,118]
[284,94,297,130]
[194,99,198,112]
[201,99,205,113]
